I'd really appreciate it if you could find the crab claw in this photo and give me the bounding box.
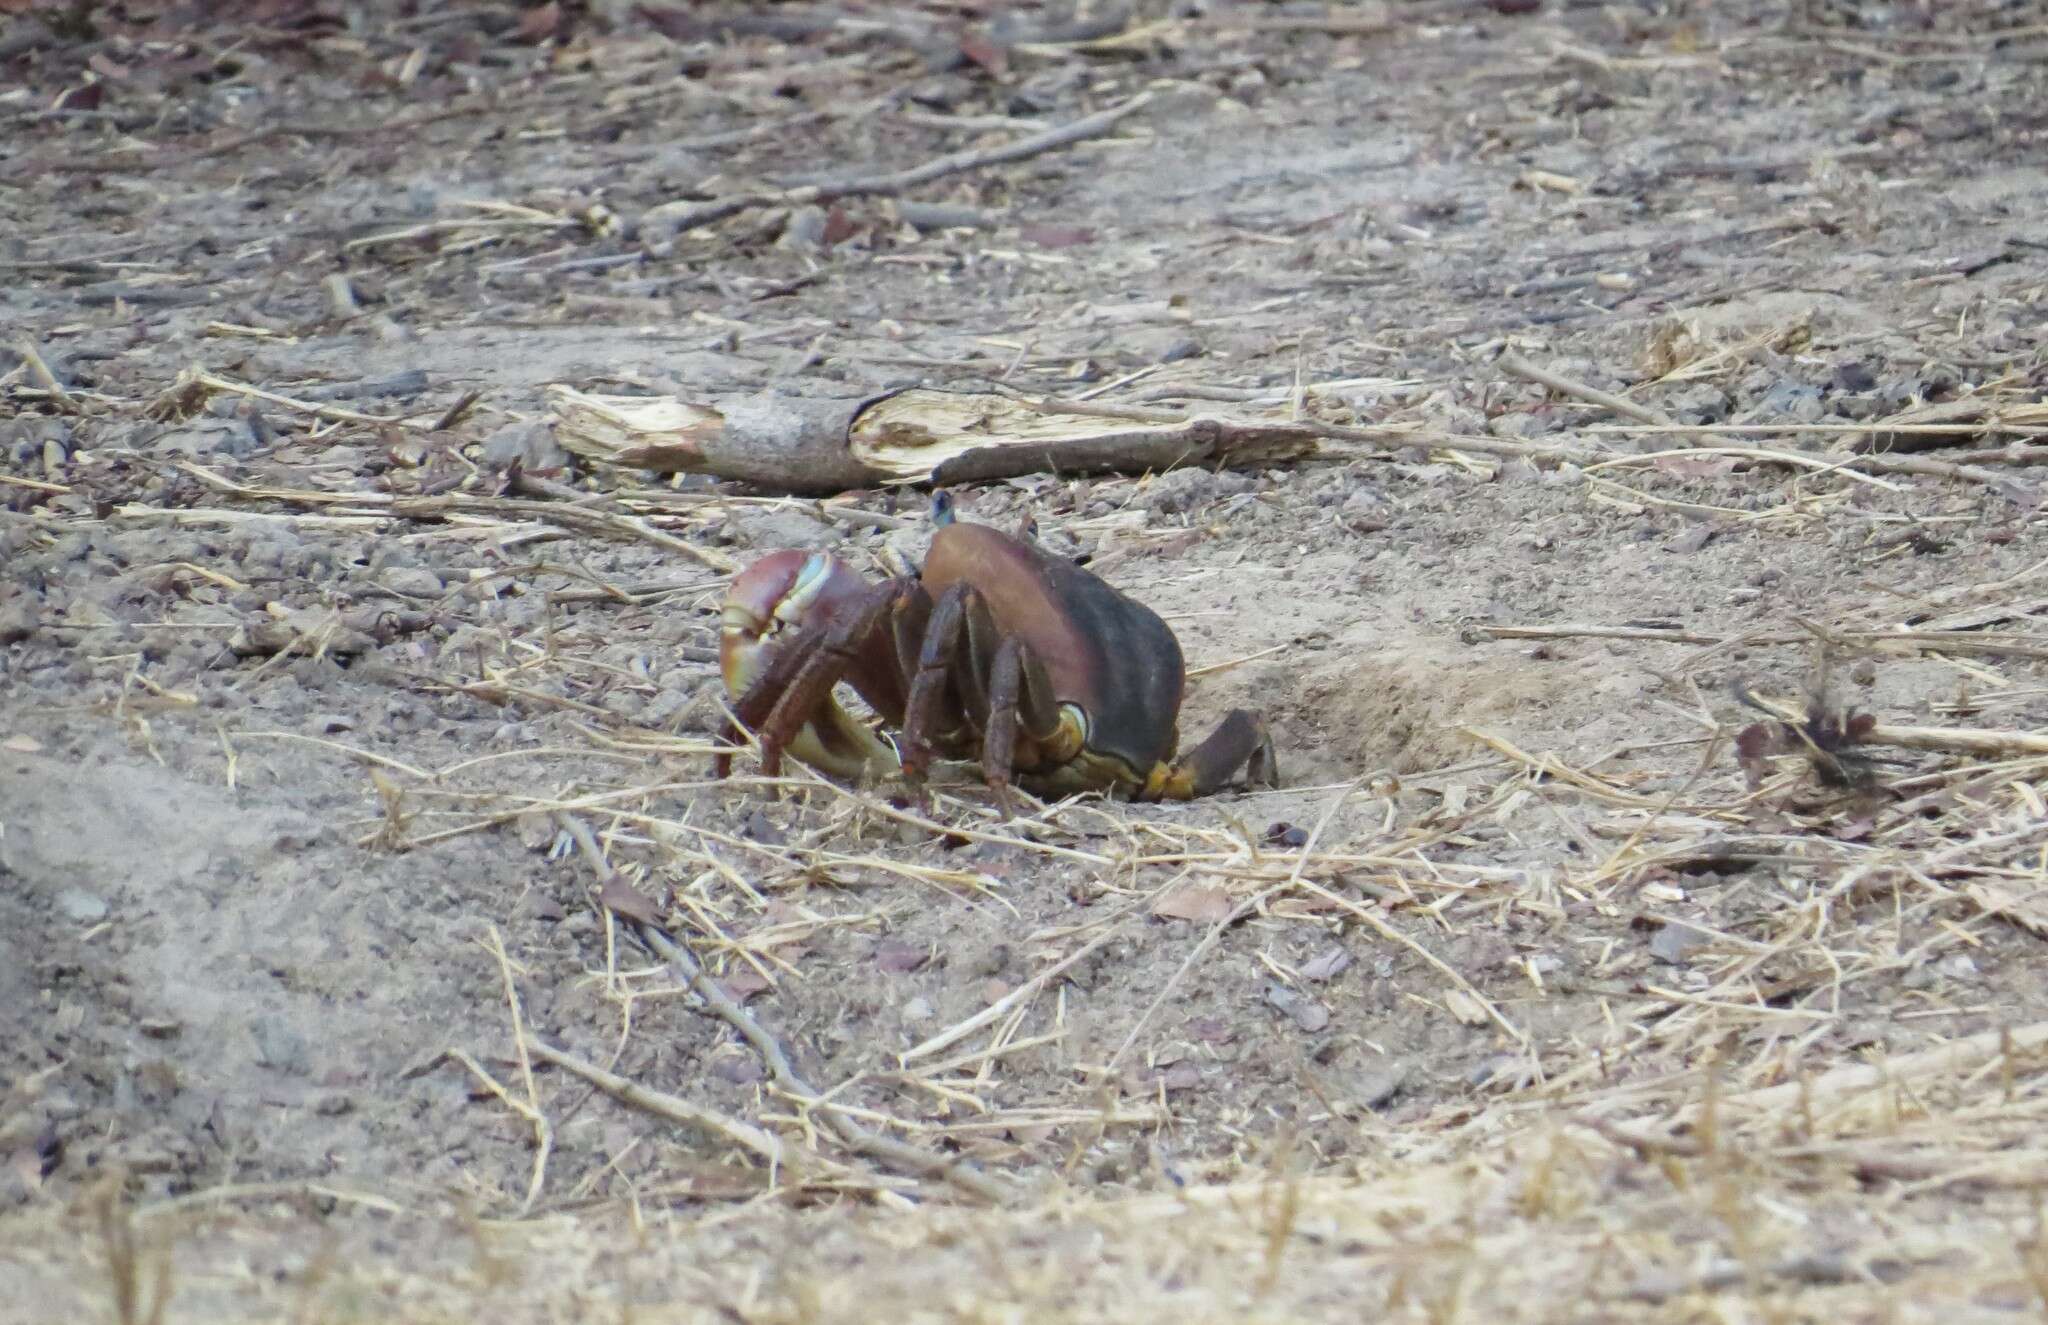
[720,550,902,780]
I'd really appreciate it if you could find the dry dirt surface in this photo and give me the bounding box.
[5,0,2048,1320]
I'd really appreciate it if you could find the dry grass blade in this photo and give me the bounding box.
[90,1176,172,1325]
[901,918,1133,1065]
[523,1039,800,1174]
[1108,776,1365,1070]
[558,813,1008,1204]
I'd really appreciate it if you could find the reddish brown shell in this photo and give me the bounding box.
[922,522,1184,776]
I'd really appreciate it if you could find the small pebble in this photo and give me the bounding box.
[56,887,109,924]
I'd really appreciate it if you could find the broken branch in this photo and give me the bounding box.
[546,385,1318,492]
[637,92,1154,249]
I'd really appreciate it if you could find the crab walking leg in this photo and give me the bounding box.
[899,583,973,782]
[1148,709,1279,800]
[978,636,1069,819]
[953,588,1006,727]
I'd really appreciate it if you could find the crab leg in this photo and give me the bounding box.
[1146,710,1279,801]
[899,582,972,783]
[979,635,1066,818]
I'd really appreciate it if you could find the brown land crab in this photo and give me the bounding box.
[714,494,1277,814]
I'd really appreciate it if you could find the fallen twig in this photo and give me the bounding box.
[524,1038,800,1172]
[1498,350,1675,427]
[168,462,737,573]
[547,384,1318,492]
[1479,621,2048,665]
[15,336,73,411]
[637,92,1155,250]
[900,920,1133,1065]
[557,813,1008,1204]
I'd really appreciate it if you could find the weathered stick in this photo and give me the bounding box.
[546,385,1319,492]
[1844,396,2048,455]
[636,92,1154,249]
[1497,350,1675,427]
[556,814,1008,1204]
[523,1038,797,1170]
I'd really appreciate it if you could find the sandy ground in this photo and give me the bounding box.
[4,1,2048,1320]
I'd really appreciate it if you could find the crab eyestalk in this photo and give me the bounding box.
[720,551,902,780]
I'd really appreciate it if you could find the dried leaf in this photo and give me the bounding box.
[516,2,560,42]
[597,875,661,926]
[2,735,43,754]
[821,204,858,247]
[720,967,773,1000]
[875,938,929,975]
[1152,885,1233,925]
[958,31,1009,76]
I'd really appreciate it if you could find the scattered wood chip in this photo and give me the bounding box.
[1968,883,2048,938]
[1518,169,1583,195]
[1442,989,1490,1026]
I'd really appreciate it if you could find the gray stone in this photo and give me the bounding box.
[778,205,829,251]
[1664,384,1730,424]
[0,594,40,645]
[1750,380,1826,423]
[154,419,261,458]
[252,1017,310,1074]
[55,887,109,924]
[1649,920,1708,964]
[1141,467,1254,515]
[381,567,446,598]
[480,420,569,473]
